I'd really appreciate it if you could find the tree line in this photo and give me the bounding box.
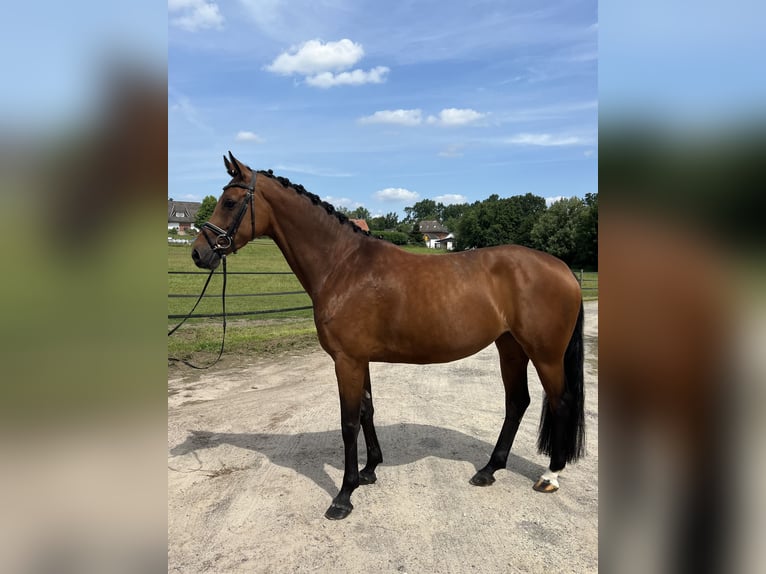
[339,192,598,270]
[193,191,598,270]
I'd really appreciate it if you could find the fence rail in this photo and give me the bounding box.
[168,271,295,275]
[168,270,312,320]
[575,269,598,292]
[169,269,597,320]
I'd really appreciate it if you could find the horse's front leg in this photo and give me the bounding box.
[325,355,366,520]
[359,365,382,485]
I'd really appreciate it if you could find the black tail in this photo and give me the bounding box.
[537,301,586,463]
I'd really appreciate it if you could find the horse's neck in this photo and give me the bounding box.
[265,190,362,298]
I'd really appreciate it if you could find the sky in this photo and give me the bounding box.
[169,0,598,216]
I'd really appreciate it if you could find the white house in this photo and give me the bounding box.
[168,199,200,234]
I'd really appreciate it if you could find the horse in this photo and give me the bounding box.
[190,152,586,520]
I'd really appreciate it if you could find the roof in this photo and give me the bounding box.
[423,231,449,240]
[168,200,201,224]
[350,219,370,232]
[419,220,448,233]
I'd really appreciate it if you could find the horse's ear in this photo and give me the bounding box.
[227,151,245,178]
[224,151,241,178]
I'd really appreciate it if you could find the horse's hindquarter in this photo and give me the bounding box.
[315,243,579,364]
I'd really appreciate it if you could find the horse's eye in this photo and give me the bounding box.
[223,199,236,209]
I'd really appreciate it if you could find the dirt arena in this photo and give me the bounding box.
[168,301,598,573]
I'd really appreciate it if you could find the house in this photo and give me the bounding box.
[168,199,201,234]
[419,220,453,250]
[434,235,456,251]
[350,219,369,232]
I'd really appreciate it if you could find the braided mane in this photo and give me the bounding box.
[258,169,371,236]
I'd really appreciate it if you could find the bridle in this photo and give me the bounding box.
[200,170,257,254]
[168,169,257,369]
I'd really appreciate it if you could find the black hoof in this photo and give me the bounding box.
[359,469,377,485]
[469,471,496,487]
[325,502,353,520]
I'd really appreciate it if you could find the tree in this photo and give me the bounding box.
[530,197,587,265]
[369,211,400,231]
[408,222,423,245]
[573,192,598,269]
[382,211,399,229]
[441,202,469,233]
[194,195,218,229]
[404,199,438,223]
[348,206,371,221]
[455,193,546,250]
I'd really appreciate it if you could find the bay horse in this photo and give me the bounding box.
[191,152,585,520]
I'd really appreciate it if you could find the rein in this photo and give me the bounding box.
[168,171,256,369]
[167,255,228,369]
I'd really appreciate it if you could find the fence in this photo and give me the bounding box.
[168,271,312,320]
[169,269,598,320]
[575,269,599,294]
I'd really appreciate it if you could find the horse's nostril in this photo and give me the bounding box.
[191,248,200,263]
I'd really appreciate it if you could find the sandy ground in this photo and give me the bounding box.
[168,301,598,573]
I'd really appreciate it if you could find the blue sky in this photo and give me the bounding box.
[169,0,597,216]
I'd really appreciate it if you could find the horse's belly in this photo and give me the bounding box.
[370,325,501,364]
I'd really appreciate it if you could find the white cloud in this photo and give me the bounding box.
[504,133,588,146]
[427,108,487,126]
[434,194,467,204]
[359,108,488,127]
[358,109,423,126]
[545,195,573,206]
[375,187,419,202]
[169,92,212,132]
[322,195,362,209]
[169,0,224,32]
[235,130,264,143]
[265,38,388,88]
[266,39,364,75]
[584,149,596,157]
[307,66,389,88]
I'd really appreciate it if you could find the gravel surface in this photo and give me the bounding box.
[168,301,598,573]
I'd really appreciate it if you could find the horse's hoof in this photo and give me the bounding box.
[469,471,495,487]
[532,478,559,493]
[324,502,353,520]
[359,469,377,485]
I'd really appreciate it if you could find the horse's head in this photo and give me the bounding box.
[191,152,270,269]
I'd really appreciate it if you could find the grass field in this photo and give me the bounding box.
[168,239,317,361]
[168,239,598,361]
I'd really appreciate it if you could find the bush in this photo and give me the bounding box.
[373,230,409,245]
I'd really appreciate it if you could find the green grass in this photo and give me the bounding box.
[168,239,312,322]
[168,239,316,361]
[577,270,599,301]
[168,239,597,361]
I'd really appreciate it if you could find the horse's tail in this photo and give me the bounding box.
[537,300,586,463]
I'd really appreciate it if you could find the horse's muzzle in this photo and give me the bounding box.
[191,246,221,270]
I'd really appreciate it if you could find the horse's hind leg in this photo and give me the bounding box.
[533,361,571,493]
[470,333,530,487]
[359,366,382,485]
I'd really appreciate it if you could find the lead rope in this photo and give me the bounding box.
[168,255,228,369]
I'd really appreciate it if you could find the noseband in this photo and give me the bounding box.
[200,171,257,254]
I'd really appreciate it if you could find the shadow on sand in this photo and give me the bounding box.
[170,423,545,497]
